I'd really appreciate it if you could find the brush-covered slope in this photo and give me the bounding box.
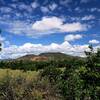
[39,52,75,60]
[17,52,81,61]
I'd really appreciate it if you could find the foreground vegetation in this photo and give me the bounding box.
[0,46,100,100]
[0,69,62,100]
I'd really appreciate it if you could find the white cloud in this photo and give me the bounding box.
[89,39,100,44]
[49,3,57,11]
[32,16,88,34]
[64,34,83,41]
[0,3,33,14]
[3,20,33,35]
[82,15,95,20]
[0,16,88,38]
[32,17,62,31]
[74,7,83,13]
[70,15,95,22]
[0,7,12,13]
[41,6,50,13]
[19,3,32,12]
[1,41,90,59]
[31,2,39,9]
[60,22,87,32]
[90,8,100,12]
[18,3,28,10]
[1,34,100,59]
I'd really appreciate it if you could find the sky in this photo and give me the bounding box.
[0,0,100,59]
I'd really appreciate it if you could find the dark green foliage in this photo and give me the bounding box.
[80,45,100,100]
[0,58,84,71]
[57,65,83,100]
[40,45,100,100]
[40,66,62,83]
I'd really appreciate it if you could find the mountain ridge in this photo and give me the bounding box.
[17,52,82,61]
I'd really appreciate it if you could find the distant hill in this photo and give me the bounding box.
[17,54,48,61]
[17,52,82,61]
[18,54,37,60]
[39,52,74,60]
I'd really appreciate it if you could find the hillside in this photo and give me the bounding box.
[17,54,48,61]
[17,52,82,61]
[18,54,37,60]
[39,52,74,60]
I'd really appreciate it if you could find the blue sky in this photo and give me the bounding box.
[0,0,100,59]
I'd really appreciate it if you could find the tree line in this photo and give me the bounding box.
[0,58,85,71]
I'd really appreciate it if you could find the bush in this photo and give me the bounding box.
[40,66,62,83]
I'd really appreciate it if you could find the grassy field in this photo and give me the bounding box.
[0,69,39,81]
[0,69,62,100]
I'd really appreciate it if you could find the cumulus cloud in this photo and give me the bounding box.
[89,39,100,44]
[1,41,90,59]
[32,16,88,34]
[1,35,100,59]
[32,17,62,31]
[1,16,88,38]
[60,22,87,32]
[64,34,83,41]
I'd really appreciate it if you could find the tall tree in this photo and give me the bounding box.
[80,45,100,100]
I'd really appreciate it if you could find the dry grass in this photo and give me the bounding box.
[0,69,39,81]
[0,69,62,100]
